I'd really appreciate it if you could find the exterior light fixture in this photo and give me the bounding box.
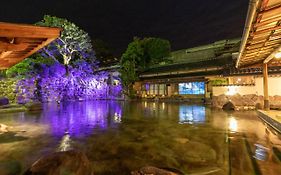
[275,52,281,59]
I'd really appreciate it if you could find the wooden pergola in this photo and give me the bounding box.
[236,0,281,110]
[0,22,61,69]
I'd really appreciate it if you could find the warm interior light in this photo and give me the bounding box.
[275,52,281,59]
[226,86,236,96]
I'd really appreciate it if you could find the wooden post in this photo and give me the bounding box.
[263,63,270,110]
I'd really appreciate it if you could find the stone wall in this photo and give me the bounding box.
[0,75,123,104]
[212,94,281,110]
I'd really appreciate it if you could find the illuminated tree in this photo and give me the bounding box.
[36,15,96,74]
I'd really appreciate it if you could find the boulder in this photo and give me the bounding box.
[24,150,93,175]
[229,94,243,106]
[0,97,9,106]
[222,102,235,110]
[131,166,181,175]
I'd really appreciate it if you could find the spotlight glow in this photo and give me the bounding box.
[275,52,281,59]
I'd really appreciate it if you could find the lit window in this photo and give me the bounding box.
[179,82,205,95]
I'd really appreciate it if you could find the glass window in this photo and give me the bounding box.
[159,84,165,95]
[179,82,205,95]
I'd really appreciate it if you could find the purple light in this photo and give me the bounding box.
[16,61,122,103]
[40,101,123,137]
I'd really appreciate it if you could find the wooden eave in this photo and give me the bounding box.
[0,22,61,69]
[236,0,281,68]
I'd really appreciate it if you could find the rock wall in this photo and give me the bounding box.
[212,94,281,110]
[0,75,122,104]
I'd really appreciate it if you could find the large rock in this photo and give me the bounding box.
[24,150,93,175]
[0,97,9,106]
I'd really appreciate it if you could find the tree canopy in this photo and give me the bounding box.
[119,37,171,96]
[36,15,95,66]
[92,39,117,66]
[6,15,98,77]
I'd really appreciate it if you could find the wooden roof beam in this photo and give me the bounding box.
[259,2,281,14]
[0,41,29,51]
[236,0,260,68]
[250,25,281,36]
[18,37,57,61]
[254,14,281,27]
[0,22,61,38]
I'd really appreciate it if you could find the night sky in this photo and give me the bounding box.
[1,0,249,56]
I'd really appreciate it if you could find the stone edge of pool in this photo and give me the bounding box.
[257,110,281,134]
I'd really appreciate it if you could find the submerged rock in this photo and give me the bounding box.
[174,141,216,164]
[24,150,94,175]
[131,166,180,175]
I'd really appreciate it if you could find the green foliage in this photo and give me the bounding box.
[120,37,171,96]
[142,37,171,66]
[210,78,228,86]
[36,15,94,66]
[6,54,54,78]
[92,39,116,66]
[6,59,33,78]
[119,38,143,95]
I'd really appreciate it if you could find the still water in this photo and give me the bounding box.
[0,101,281,175]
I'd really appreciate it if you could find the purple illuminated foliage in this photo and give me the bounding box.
[12,16,122,103]
[16,61,122,103]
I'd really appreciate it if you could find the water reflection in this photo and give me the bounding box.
[113,112,122,123]
[254,143,269,161]
[179,105,206,124]
[41,101,123,137]
[228,117,238,133]
[58,134,72,151]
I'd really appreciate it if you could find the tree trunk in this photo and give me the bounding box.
[65,64,69,76]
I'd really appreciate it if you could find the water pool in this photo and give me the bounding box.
[0,101,280,174]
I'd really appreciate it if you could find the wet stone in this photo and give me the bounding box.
[24,150,94,175]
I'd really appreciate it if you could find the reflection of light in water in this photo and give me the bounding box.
[229,117,238,132]
[179,106,205,124]
[114,112,122,123]
[253,143,269,161]
[153,103,156,110]
[58,134,72,152]
[144,101,147,108]
[162,102,165,110]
